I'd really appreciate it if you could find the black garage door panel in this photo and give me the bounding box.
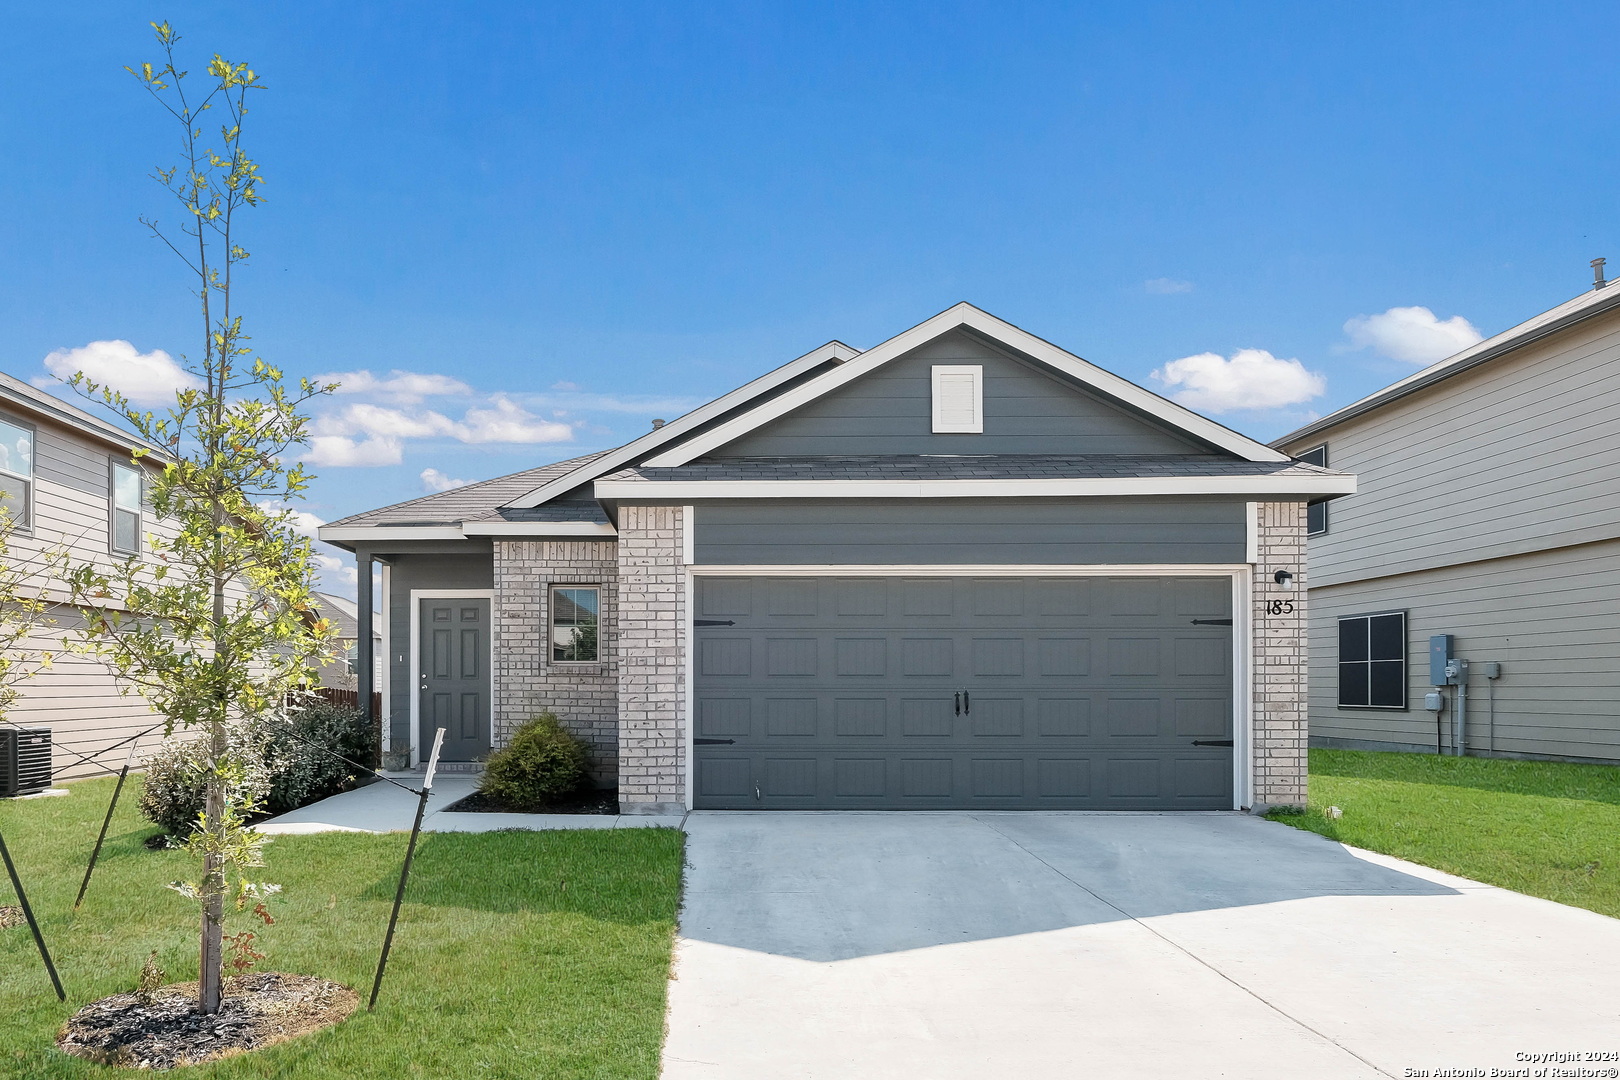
[692,576,1234,810]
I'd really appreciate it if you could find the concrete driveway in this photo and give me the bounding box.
[664,812,1620,1079]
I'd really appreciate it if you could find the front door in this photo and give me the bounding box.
[418,598,491,762]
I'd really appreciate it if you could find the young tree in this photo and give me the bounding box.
[64,23,336,1015]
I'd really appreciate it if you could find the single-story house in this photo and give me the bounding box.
[1274,270,1620,763]
[319,304,1354,812]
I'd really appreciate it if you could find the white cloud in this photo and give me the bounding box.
[456,395,573,443]
[1144,278,1194,295]
[257,501,325,540]
[39,340,203,407]
[1152,349,1326,414]
[550,380,579,391]
[304,435,404,467]
[313,369,472,405]
[421,468,472,493]
[1344,306,1483,365]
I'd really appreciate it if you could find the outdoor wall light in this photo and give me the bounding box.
[1273,569,1295,590]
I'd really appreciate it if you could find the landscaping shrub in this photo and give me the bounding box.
[262,699,379,815]
[478,713,590,810]
[138,699,378,833]
[137,727,272,836]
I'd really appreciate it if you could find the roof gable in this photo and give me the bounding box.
[711,328,1213,458]
[645,304,1289,467]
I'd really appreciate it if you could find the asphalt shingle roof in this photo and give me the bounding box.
[325,450,612,527]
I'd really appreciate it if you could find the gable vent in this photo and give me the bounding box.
[931,365,983,433]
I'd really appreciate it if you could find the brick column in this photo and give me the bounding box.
[1251,500,1308,810]
[615,505,687,814]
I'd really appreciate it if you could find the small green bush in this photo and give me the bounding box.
[262,699,379,815]
[137,726,272,836]
[138,698,379,833]
[479,713,589,810]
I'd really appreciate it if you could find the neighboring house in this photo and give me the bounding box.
[1275,275,1620,763]
[308,591,383,690]
[0,371,171,779]
[319,304,1353,813]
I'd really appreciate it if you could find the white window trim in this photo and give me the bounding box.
[408,589,497,768]
[109,459,143,556]
[931,365,983,433]
[549,584,603,666]
[0,413,37,533]
[684,563,1255,811]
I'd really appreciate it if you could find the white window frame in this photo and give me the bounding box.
[0,413,36,532]
[931,365,983,433]
[549,584,602,666]
[110,459,143,556]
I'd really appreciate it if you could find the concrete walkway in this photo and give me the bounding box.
[258,777,685,834]
[664,811,1620,1080]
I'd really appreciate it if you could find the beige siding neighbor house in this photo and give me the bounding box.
[1275,275,1620,762]
[0,371,172,779]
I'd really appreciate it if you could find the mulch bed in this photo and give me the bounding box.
[442,786,618,815]
[0,905,23,928]
[56,972,357,1070]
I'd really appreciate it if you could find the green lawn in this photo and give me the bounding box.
[1271,748,1620,919]
[0,777,685,1079]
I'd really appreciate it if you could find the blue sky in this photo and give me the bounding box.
[4,3,1616,594]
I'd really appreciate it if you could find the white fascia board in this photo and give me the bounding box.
[460,521,618,537]
[643,303,1291,467]
[318,526,469,542]
[504,341,859,509]
[594,474,1356,500]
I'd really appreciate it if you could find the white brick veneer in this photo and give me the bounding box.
[1251,500,1308,809]
[492,539,620,784]
[614,505,688,814]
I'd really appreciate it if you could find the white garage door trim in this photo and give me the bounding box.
[681,564,1254,811]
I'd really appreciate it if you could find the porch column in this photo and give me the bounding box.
[355,547,374,716]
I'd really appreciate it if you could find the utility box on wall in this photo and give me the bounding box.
[1429,634,1454,686]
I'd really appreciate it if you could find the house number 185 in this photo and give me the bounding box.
[1265,599,1295,615]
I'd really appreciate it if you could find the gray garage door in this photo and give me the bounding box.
[692,575,1234,810]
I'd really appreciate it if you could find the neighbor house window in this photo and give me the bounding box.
[931,365,983,433]
[110,461,143,555]
[1297,444,1328,536]
[0,417,34,528]
[1339,610,1406,709]
[551,586,600,663]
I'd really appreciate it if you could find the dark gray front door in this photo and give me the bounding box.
[419,598,491,761]
[692,576,1233,810]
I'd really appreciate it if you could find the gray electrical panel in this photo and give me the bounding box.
[1430,635,1454,685]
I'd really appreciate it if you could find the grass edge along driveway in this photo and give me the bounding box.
[1270,748,1620,920]
[0,776,685,1080]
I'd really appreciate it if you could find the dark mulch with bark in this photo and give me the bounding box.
[56,972,357,1070]
[442,786,619,815]
[0,905,22,929]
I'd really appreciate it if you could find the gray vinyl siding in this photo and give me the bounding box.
[1283,307,1620,588]
[715,329,1213,458]
[694,498,1247,565]
[1307,539,1620,762]
[384,553,494,749]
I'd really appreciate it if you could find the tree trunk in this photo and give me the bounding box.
[199,718,225,1014]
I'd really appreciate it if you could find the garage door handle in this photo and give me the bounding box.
[1191,619,1232,626]
[694,620,735,627]
[1191,739,1233,747]
[963,691,969,714]
[954,692,961,716]
[693,738,735,745]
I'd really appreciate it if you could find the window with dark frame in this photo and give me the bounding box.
[0,417,35,529]
[550,586,600,663]
[1338,611,1407,709]
[111,461,142,555]
[1297,444,1328,536]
